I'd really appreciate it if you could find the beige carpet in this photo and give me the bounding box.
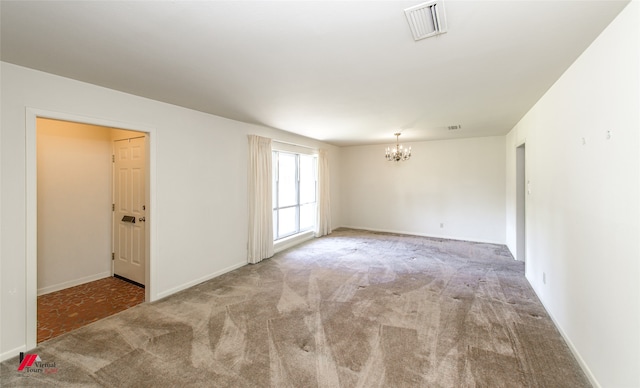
[1,228,590,387]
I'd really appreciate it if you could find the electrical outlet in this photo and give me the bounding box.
[440,223,444,228]
[543,272,546,284]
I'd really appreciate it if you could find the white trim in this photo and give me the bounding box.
[25,109,38,351]
[25,107,158,352]
[0,72,2,363]
[526,276,601,388]
[272,140,318,155]
[274,230,315,253]
[340,225,507,246]
[0,345,28,363]
[37,272,111,296]
[156,261,246,300]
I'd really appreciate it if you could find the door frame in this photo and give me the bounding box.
[515,142,526,262]
[112,135,147,285]
[25,107,157,350]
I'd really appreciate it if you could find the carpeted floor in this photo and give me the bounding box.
[1,228,590,387]
[38,277,145,343]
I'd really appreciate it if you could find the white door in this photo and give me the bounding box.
[113,136,146,285]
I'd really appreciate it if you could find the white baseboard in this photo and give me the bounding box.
[339,225,505,245]
[37,271,111,296]
[0,344,27,363]
[526,279,601,388]
[156,261,247,300]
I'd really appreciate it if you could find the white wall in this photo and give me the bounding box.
[505,2,639,387]
[37,119,113,294]
[341,136,506,244]
[0,62,341,360]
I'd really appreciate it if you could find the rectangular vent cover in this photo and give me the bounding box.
[404,1,447,41]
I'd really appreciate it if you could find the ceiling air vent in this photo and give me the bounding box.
[404,1,447,41]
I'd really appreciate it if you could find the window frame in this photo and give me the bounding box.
[272,148,317,241]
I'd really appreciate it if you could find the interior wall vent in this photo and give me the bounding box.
[404,0,447,41]
[447,124,461,130]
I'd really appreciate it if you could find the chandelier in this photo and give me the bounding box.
[385,133,411,162]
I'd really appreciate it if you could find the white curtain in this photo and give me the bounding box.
[316,148,332,237]
[247,135,274,263]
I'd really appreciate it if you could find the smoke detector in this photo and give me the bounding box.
[404,1,447,41]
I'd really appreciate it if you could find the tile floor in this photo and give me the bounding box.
[37,276,145,343]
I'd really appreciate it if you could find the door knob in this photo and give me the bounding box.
[139,217,146,222]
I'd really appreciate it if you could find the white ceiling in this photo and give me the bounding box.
[0,0,629,146]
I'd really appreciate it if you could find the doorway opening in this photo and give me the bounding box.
[516,143,526,262]
[36,118,148,342]
[27,110,156,348]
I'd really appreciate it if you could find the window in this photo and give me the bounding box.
[272,150,317,240]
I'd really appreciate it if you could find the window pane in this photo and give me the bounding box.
[300,203,316,231]
[278,153,297,207]
[278,207,297,237]
[299,155,316,204]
